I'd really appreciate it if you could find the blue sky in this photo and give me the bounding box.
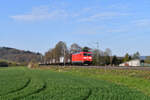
[0,0,150,56]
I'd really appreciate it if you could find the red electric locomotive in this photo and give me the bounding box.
[71,52,92,65]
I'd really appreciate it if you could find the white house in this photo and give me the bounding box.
[119,59,141,67]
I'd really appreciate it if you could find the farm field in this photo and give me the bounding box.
[0,67,150,100]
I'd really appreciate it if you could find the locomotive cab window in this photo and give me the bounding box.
[88,54,92,56]
[84,53,92,56]
[83,53,88,56]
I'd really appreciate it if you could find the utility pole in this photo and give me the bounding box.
[96,42,99,66]
[64,44,66,66]
[40,55,43,64]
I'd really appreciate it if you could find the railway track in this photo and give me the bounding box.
[39,65,150,71]
[85,66,150,71]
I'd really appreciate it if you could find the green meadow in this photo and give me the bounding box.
[0,67,150,100]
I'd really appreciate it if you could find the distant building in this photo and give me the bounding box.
[119,59,141,67]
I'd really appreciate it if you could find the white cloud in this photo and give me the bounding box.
[109,4,130,10]
[106,28,129,33]
[79,12,129,22]
[10,5,130,23]
[106,19,150,34]
[10,6,68,21]
[133,19,150,27]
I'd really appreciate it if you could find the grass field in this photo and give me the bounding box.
[0,67,150,100]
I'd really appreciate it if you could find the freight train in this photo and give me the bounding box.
[41,52,93,65]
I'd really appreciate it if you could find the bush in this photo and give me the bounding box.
[0,60,8,67]
[28,62,39,69]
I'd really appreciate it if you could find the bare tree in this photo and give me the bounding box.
[70,43,82,54]
[104,48,112,56]
[104,48,112,65]
[54,41,68,63]
[133,52,140,60]
[45,41,69,64]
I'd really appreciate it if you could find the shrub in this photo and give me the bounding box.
[0,60,8,67]
[28,62,39,69]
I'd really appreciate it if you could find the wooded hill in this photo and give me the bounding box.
[0,47,42,65]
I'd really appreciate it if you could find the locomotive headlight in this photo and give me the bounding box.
[84,57,87,59]
[89,57,92,59]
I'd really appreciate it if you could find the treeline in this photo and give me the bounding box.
[123,52,150,64]
[92,49,122,66]
[0,47,42,66]
[145,56,150,64]
[1,42,149,67]
[123,52,140,62]
[44,41,148,66]
[0,60,20,67]
[44,41,120,66]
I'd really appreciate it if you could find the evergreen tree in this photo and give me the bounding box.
[70,43,82,54]
[112,56,118,65]
[82,47,91,52]
[133,52,140,59]
[123,53,130,62]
